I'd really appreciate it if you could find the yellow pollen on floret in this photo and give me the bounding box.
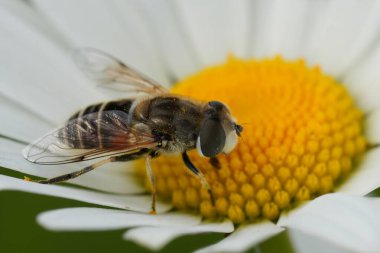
[134,56,368,224]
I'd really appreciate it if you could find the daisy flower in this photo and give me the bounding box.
[1,0,380,252]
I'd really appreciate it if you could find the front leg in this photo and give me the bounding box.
[182,152,215,205]
[209,157,221,169]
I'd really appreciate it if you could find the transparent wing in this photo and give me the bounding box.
[23,111,158,165]
[74,48,169,96]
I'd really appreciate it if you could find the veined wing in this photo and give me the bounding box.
[74,48,169,96]
[23,110,158,165]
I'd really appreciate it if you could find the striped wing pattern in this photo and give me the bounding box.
[23,110,158,165]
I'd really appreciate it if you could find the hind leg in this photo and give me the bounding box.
[25,149,149,184]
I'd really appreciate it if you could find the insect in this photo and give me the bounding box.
[23,48,243,214]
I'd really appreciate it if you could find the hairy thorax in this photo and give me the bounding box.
[131,95,204,154]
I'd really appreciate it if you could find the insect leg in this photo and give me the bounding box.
[30,149,150,184]
[34,158,113,184]
[145,154,157,214]
[209,157,221,169]
[182,152,215,206]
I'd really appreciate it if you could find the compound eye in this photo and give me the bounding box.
[197,119,226,157]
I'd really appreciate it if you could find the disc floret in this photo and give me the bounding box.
[135,57,367,224]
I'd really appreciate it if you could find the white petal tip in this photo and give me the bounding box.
[195,221,284,253]
[279,193,380,252]
[123,220,234,251]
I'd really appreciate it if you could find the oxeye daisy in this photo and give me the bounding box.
[1,1,380,253]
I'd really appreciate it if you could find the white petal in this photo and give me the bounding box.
[0,138,145,194]
[33,0,169,86]
[337,147,380,196]
[288,229,354,253]
[369,197,380,209]
[343,42,380,111]
[303,0,380,77]
[0,5,106,124]
[135,0,200,80]
[250,0,310,59]
[175,0,250,66]
[0,175,170,213]
[339,1,380,75]
[278,193,380,253]
[367,109,380,144]
[247,0,273,58]
[0,95,52,142]
[195,221,284,253]
[123,220,234,251]
[38,208,196,231]
[0,0,69,47]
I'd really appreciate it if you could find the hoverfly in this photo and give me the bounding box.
[23,48,243,214]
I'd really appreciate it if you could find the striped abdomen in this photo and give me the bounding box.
[63,99,134,149]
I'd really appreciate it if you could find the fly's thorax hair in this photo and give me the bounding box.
[130,95,205,154]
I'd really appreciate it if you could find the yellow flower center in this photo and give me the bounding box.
[135,56,367,224]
